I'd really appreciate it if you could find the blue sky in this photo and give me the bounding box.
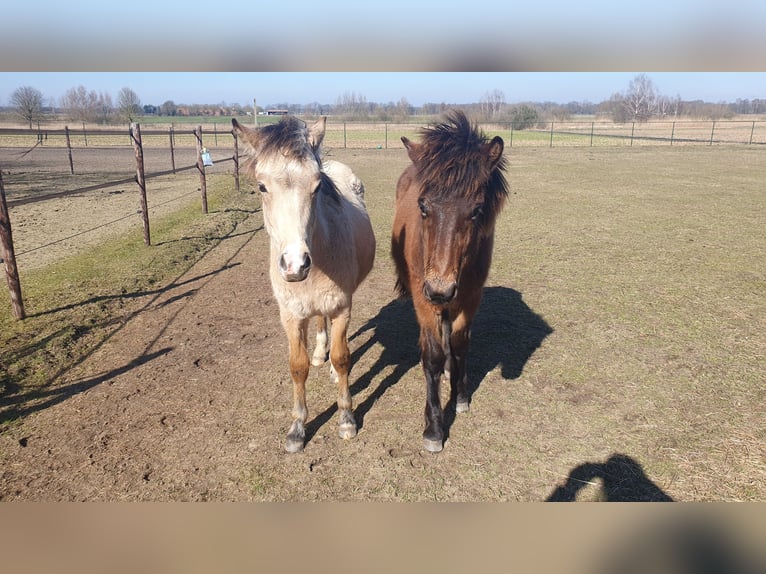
[2,1,765,74]
[2,73,765,108]
[1,1,764,108]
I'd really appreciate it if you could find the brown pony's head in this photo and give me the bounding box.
[402,110,508,305]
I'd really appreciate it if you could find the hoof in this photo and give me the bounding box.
[423,419,444,453]
[423,437,444,453]
[339,423,357,440]
[338,410,357,440]
[456,399,470,413]
[285,437,305,453]
[285,420,305,453]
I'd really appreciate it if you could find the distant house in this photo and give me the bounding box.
[264,109,289,116]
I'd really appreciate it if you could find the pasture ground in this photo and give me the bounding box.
[0,144,764,501]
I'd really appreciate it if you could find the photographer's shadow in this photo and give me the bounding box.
[546,453,674,501]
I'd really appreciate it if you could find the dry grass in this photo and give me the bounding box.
[329,144,765,500]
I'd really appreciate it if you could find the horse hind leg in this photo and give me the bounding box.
[311,315,329,366]
[330,309,357,440]
[283,315,311,453]
[440,311,452,391]
[450,311,474,414]
[451,328,471,414]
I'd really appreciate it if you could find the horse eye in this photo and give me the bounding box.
[418,198,428,218]
[257,182,268,194]
[471,206,483,220]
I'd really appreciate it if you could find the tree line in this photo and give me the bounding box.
[5,75,765,130]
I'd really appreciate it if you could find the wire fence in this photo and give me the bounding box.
[0,124,241,319]
[3,118,765,153]
[310,119,766,148]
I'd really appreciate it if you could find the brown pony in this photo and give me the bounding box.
[233,116,376,453]
[391,110,508,452]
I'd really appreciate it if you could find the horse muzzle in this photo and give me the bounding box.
[279,251,312,282]
[423,279,457,305]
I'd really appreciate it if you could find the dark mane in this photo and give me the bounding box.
[413,110,508,215]
[256,116,320,163]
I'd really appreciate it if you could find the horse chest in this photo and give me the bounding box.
[271,272,349,319]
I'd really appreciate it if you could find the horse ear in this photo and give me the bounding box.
[401,136,420,162]
[309,117,326,149]
[484,136,504,168]
[232,118,259,149]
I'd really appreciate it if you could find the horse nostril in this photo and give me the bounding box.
[424,281,457,304]
[279,251,312,281]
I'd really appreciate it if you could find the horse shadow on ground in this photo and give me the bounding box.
[303,286,552,443]
[546,453,674,502]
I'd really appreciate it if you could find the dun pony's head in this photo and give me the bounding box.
[233,116,330,282]
[402,110,508,305]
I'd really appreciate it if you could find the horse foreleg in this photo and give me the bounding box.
[330,308,356,439]
[311,315,329,366]
[420,326,446,453]
[283,315,310,453]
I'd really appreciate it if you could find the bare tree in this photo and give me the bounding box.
[95,91,113,124]
[480,89,506,121]
[10,85,45,128]
[335,91,369,119]
[623,74,657,122]
[656,93,683,119]
[117,87,142,123]
[395,97,412,120]
[61,85,99,123]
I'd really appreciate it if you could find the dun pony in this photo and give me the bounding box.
[233,116,376,453]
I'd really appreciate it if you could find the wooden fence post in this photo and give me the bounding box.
[130,123,151,246]
[65,126,74,174]
[169,126,176,174]
[232,129,240,193]
[0,170,25,320]
[194,126,208,214]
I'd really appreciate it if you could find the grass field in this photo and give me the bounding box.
[1,143,764,500]
[333,144,766,500]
